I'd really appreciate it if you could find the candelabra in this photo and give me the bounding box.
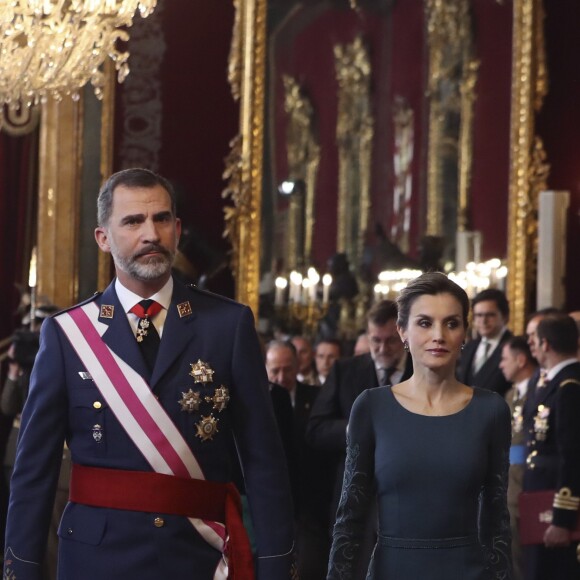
[274,267,332,338]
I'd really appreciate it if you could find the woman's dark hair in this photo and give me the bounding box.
[396,272,470,330]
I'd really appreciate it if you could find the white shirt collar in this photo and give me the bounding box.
[546,358,579,381]
[115,277,173,314]
[515,377,530,400]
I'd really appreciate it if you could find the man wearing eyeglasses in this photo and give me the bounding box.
[306,300,412,579]
[456,288,512,396]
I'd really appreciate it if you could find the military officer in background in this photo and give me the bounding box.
[499,336,538,580]
[4,168,295,580]
[523,313,580,580]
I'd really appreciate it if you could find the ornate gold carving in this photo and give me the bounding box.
[334,35,373,269]
[392,96,414,252]
[507,0,549,334]
[282,75,320,269]
[223,0,266,315]
[458,58,479,232]
[425,0,476,240]
[228,0,242,102]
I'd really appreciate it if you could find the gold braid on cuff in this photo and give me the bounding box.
[553,487,580,511]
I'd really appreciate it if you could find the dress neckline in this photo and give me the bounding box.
[387,385,477,418]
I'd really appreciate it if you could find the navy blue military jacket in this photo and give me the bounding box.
[524,360,580,529]
[4,279,295,580]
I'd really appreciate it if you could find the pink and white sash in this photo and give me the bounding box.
[56,302,228,579]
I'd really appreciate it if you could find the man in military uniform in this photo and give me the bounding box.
[499,336,538,580]
[523,313,580,580]
[4,169,295,580]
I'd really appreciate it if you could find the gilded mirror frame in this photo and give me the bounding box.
[229,0,545,332]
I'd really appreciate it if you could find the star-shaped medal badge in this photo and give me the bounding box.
[189,359,215,384]
[178,389,201,413]
[195,415,219,442]
[205,385,230,412]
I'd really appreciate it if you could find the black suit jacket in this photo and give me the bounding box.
[456,331,513,397]
[305,352,413,454]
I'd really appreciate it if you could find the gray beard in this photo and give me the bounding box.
[113,249,174,282]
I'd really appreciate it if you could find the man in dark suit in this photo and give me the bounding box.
[265,340,332,580]
[456,288,512,396]
[4,169,294,580]
[522,314,580,580]
[306,300,412,580]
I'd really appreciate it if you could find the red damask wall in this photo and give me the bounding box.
[115,0,237,295]
[273,0,513,275]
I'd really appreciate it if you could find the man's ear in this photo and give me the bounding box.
[95,227,111,253]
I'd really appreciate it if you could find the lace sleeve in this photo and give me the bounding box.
[480,395,513,579]
[327,390,376,580]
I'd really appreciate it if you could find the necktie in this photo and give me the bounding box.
[378,366,397,386]
[130,299,162,372]
[536,368,548,388]
[474,339,491,374]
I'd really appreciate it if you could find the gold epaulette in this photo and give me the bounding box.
[560,379,580,388]
[553,487,580,511]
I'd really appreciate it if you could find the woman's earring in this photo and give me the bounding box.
[403,340,409,352]
[461,341,465,352]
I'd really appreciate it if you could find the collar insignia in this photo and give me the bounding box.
[177,301,192,318]
[100,304,114,319]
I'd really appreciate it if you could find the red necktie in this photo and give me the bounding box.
[130,299,162,372]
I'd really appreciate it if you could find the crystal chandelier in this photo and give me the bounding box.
[0,0,157,112]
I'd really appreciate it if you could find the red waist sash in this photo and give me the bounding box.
[69,464,255,579]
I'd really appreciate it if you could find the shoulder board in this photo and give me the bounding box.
[52,292,103,318]
[186,284,240,306]
[560,378,580,388]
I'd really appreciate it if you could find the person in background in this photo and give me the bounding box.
[265,340,332,580]
[499,335,538,580]
[327,272,511,579]
[522,313,580,580]
[291,335,319,385]
[314,339,341,385]
[456,288,512,396]
[353,332,370,357]
[4,168,294,580]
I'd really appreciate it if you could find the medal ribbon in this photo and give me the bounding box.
[56,302,229,580]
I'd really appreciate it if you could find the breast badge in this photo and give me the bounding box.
[190,360,215,383]
[92,424,103,443]
[205,386,230,412]
[177,301,192,318]
[533,404,550,441]
[195,415,219,442]
[178,389,201,413]
[512,404,524,433]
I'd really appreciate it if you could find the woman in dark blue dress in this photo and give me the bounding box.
[327,272,512,579]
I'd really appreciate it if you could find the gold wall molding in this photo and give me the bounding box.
[334,35,373,269]
[507,0,549,334]
[282,75,320,269]
[37,97,84,308]
[425,0,476,239]
[223,0,266,315]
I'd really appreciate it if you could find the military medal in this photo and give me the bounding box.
[136,317,152,343]
[190,360,215,383]
[178,389,201,412]
[533,404,550,441]
[205,386,230,412]
[512,404,523,433]
[92,424,103,442]
[195,415,219,442]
